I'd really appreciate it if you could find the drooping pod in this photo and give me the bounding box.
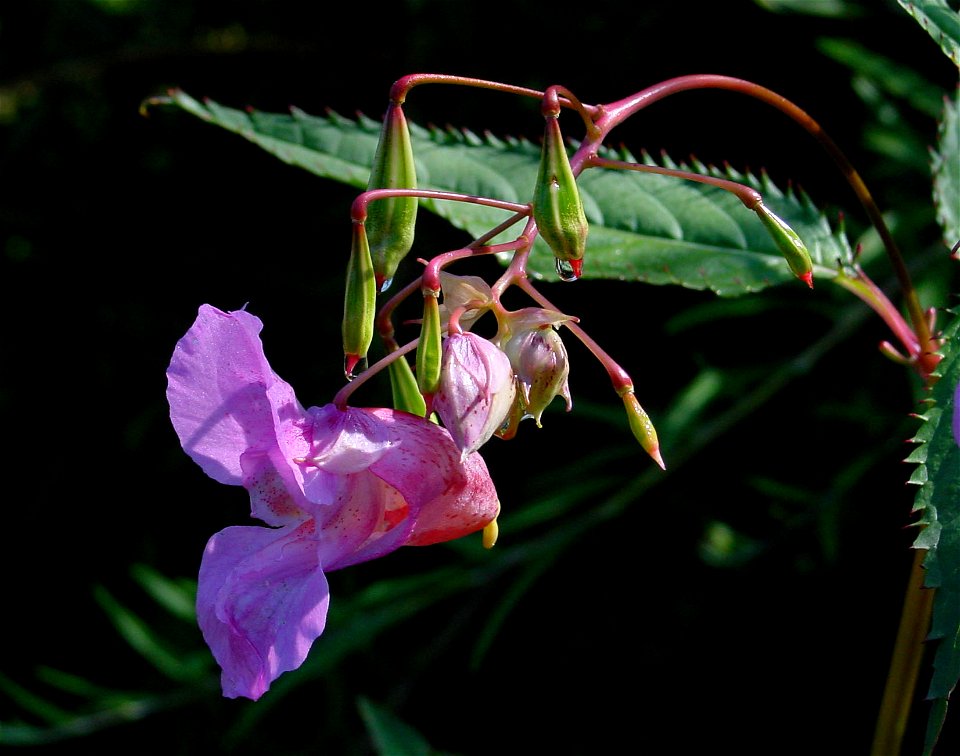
[366,103,418,291]
[532,111,589,280]
[753,201,814,288]
[342,221,377,379]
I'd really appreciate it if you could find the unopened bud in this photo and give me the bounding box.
[753,201,814,288]
[532,115,589,278]
[366,103,418,291]
[342,222,376,379]
[620,389,665,470]
[502,311,573,427]
[433,332,516,457]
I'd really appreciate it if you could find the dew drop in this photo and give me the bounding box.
[379,277,393,293]
[555,258,580,282]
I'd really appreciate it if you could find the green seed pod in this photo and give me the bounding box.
[366,103,418,291]
[532,114,589,277]
[754,201,814,288]
[620,389,665,470]
[416,292,443,402]
[388,352,428,418]
[342,222,376,379]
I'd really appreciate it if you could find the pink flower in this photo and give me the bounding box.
[166,305,498,700]
[432,332,516,458]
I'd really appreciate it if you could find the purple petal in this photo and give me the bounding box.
[305,405,397,475]
[166,305,308,486]
[197,521,329,700]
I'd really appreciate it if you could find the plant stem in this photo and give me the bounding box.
[871,547,935,755]
[595,74,936,374]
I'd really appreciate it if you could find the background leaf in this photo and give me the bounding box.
[158,90,853,297]
[933,91,960,248]
[899,0,960,66]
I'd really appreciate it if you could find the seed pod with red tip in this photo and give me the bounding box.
[753,201,814,288]
[620,388,665,470]
[532,114,589,277]
[366,103,418,291]
[342,222,376,379]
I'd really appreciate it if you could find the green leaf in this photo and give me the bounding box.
[130,563,196,623]
[154,90,852,297]
[752,0,863,17]
[898,0,960,66]
[816,37,945,119]
[356,697,433,756]
[906,307,960,751]
[93,586,209,683]
[933,91,960,248]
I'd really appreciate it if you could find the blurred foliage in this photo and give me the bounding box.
[1,0,957,753]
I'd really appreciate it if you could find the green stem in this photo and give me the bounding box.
[871,548,935,755]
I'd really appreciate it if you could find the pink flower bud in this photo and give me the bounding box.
[433,332,516,457]
[502,308,574,427]
[503,324,572,427]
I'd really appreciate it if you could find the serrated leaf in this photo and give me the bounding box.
[899,0,960,66]
[932,91,960,248]
[156,90,852,297]
[906,307,960,750]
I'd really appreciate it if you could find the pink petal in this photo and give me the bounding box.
[407,449,499,546]
[197,521,329,700]
[166,305,308,485]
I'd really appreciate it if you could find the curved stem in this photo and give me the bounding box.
[389,74,602,119]
[351,188,529,222]
[595,74,934,364]
[515,276,632,392]
[587,154,762,207]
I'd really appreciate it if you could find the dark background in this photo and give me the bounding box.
[1,0,957,753]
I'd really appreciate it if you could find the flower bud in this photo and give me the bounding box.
[502,309,573,427]
[532,114,589,280]
[342,222,376,379]
[433,332,516,457]
[416,292,443,404]
[366,103,418,291]
[753,201,814,288]
[620,388,665,470]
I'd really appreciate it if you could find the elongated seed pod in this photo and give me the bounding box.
[532,114,589,275]
[342,222,376,379]
[366,103,418,292]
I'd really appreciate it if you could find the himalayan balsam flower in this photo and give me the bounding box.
[166,305,498,700]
